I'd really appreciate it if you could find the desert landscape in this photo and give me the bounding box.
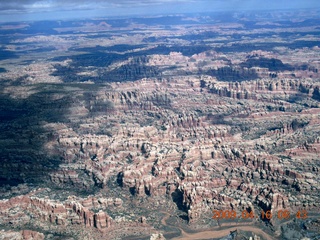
[0,8,319,240]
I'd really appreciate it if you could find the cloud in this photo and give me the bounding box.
[0,0,202,12]
[0,0,319,18]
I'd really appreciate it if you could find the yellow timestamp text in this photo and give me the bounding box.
[212,209,308,220]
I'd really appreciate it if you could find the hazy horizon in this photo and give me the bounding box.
[0,0,320,22]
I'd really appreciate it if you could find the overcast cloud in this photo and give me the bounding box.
[1,0,200,11]
[0,0,319,21]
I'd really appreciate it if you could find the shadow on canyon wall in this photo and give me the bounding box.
[0,90,70,189]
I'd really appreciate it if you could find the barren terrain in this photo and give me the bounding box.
[0,9,319,240]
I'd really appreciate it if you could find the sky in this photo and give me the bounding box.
[0,0,319,22]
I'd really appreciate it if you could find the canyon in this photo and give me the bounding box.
[0,9,319,240]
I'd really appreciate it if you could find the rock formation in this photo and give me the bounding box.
[0,10,319,239]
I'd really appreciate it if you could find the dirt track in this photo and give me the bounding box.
[171,225,275,240]
[160,211,276,240]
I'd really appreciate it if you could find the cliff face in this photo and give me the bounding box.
[2,75,319,238]
[0,69,318,239]
[240,57,294,72]
[206,78,318,102]
[0,193,116,231]
[1,9,320,239]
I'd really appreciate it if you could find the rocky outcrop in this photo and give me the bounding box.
[31,77,318,226]
[0,192,117,234]
[0,230,45,240]
[1,75,319,235]
[150,233,166,240]
[1,11,320,240]
[1,38,320,240]
[205,78,320,102]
